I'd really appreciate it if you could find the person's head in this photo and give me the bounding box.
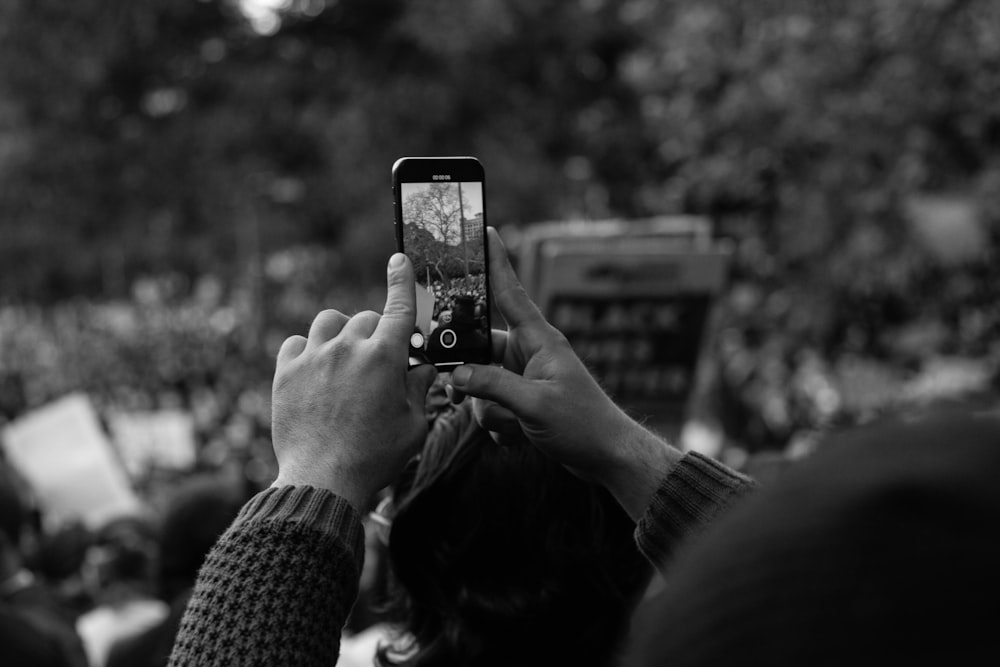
[452,295,476,322]
[626,411,1000,666]
[0,461,30,563]
[85,515,158,604]
[0,606,75,667]
[377,401,652,667]
[33,520,92,584]
[156,474,245,602]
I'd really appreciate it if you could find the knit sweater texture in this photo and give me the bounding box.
[168,452,754,666]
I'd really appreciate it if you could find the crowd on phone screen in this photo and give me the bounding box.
[425,274,487,323]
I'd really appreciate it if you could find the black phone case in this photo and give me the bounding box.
[392,157,492,369]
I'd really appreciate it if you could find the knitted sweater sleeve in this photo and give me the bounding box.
[168,485,365,667]
[634,451,757,568]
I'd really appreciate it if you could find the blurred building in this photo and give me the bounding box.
[462,214,483,247]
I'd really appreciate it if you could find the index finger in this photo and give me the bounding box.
[374,252,418,344]
[487,227,545,328]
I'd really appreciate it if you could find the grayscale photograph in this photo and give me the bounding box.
[1,2,998,665]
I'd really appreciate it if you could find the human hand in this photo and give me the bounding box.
[449,228,682,518]
[269,253,437,511]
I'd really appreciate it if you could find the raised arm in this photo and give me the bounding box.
[169,253,436,667]
[450,228,756,566]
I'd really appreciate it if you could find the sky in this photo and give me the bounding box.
[400,182,484,218]
[238,0,290,35]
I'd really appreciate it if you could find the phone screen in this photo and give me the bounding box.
[393,157,491,369]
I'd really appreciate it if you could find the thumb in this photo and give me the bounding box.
[450,364,538,419]
[376,253,417,345]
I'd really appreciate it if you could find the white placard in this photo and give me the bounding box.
[512,215,714,301]
[107,410,198,476]
[1,393,143,530]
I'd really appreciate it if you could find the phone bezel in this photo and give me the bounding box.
[392,156,492,369]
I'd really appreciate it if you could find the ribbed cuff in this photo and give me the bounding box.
[635,451,757,569]
[234,485,366,571]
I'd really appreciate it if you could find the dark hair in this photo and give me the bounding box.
[33,520,93,582]
[377,402,652,667]
[452,295,476,321]
[97,516,158,582]
[0,462,29,547]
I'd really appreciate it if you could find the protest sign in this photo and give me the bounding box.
[1,393,143,529]
[515,218,730,437]
[107,409,198,477]
[512,215,713,297]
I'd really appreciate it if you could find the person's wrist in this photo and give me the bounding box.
[599,415,684,521]
[270,462,373,513]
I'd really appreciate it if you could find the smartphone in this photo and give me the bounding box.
[392,156,492,369]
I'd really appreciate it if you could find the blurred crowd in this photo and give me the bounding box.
[4,226,1000,481]
[0,296,276,494]
[685,227,1000,465]
[0,459,248,667]
[2,1,999,664]
[2,221,1000,667]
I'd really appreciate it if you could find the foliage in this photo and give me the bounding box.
[2,0,999,452]
[3,1,997,297]
[0,0,650,301]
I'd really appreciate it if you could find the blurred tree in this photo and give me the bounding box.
[0,0,656,301]
[2,0,1000,448]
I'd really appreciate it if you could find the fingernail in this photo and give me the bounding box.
[451,365,471,387]
[389,253,406,269]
